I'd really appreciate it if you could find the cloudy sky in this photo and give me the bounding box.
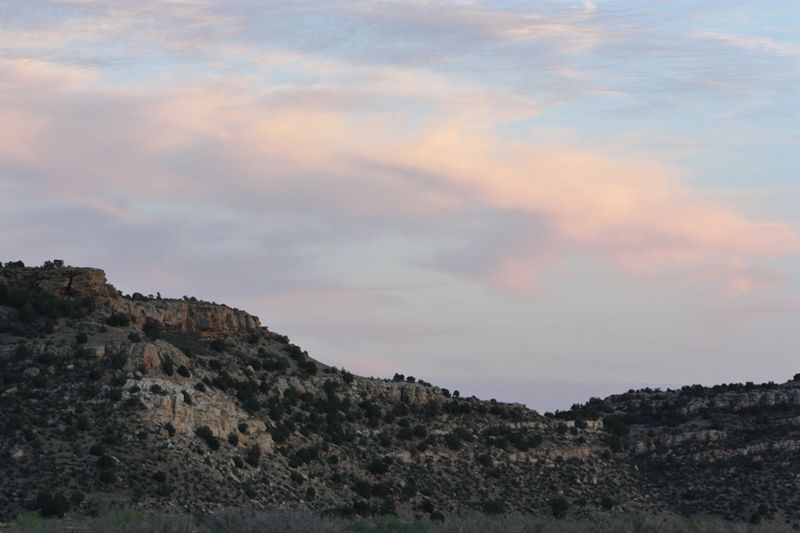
[2,1,799,411]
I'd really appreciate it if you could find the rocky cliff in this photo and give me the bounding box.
[1,262,798,526]
[0,263,260,337]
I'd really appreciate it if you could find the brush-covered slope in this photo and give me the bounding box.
[0,261,798,526]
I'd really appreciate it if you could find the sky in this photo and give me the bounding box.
[1,0,799,411]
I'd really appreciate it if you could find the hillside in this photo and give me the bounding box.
[0,262,798,527]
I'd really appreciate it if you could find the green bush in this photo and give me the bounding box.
[106,313,131,327]
[36,490,70,518]
[195,426,220,450]
[142,320,161,341]
[302,360,318,376]
[352,479,372,498]
[551,496,569,519]
[210,339,226,352]
[96,455,115,470]
[482,499,504,514]
[600,495,617,510]
[110,352,128,370]
[367,457,390,475]
[245,444,261,467]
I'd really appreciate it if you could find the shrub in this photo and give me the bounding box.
[106,313,130,327]
[551,496,569,519]
[75,332,88,344]
[285,344,305,361]
[96,455,115,470]
[70,491,85,506]
[107,388,122,402]
[128,332,142,343]
[245,444,261,466]
[603,415,630,436]
[142,320,161,341]
[195,426,220,450]
[444,432,462,450]
[600,495,617,510]
[352,480,372,498]
[302,360,318,376]
[177,365,191,377]
[37,490,70,518]
[76,415,90,431]
[19,303,37,323]
[153,471,167,483]
[367,457,390,475]
[228,432,239,446]
[110,352,128,370]
[210,339,226,352]
[482,499,504,514]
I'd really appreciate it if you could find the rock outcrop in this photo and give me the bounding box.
[0,263,260,337]
[114,299,260,337]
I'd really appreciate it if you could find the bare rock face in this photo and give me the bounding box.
[114,299,260,337]
[0,264,260,338]
[0,266,118,308]
[349,379,439,405]
[127,377,274,454]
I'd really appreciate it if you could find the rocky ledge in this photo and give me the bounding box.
[0,263,260,338]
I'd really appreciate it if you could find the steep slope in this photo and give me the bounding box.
[554,379,800,524]
[0,262,797,526]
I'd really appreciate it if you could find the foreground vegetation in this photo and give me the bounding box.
[4,507,796,533]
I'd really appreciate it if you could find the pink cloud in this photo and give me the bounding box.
[1,56,797,296]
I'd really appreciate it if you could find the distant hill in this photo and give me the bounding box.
[1,262,798,526]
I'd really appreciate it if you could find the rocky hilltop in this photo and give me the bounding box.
[0,262,798,526]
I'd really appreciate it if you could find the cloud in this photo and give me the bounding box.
[1,52,796,298]
[692,31,800,58]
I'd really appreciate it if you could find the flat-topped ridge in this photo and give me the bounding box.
[0,261,260,337]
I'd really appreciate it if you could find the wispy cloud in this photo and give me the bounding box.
[1,1,799,390]
[2,54,796,296]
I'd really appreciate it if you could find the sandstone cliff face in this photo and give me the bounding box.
[125,376,273,454]
[114,299,260,337]
[0,266,117,306]
[0,265,260,338]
